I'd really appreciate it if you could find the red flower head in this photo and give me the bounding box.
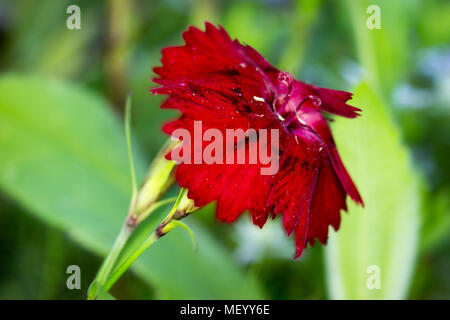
[152,23,363,258]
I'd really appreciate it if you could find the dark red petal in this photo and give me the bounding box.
[307,151,348,246]
[311,85,362,118]
[153,22,274,102]
[293,203,310,259]
[175,162,272,225]
[298,107,364,206]
[165,108,276,226]
[267,129,320,258]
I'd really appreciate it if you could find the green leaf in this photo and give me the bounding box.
[325,83,421,299]
[89,281,116,300]
[0,74,264,299]
[343,0,417,95]
[420,188,450,251]
[165,220,198,251]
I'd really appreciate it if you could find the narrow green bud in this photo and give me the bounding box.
[173,192,198,220]
[129,141,176,225]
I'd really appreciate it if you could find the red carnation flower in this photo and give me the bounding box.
[152,22,363,258]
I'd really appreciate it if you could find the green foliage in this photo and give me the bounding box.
[343,0,417,95]
[420,189,450,251]
[325,83,421,299]
[89,281,116,300]
[0,74,264,299]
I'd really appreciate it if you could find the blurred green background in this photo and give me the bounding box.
[0,0,448,299]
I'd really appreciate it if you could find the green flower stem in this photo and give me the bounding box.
[90,195,178,299]
[135,196,178,224]
[103,189,187,291]
[95,220,135,286]
[104,219,196,292]
[104,231,159,291]
[125,94,137,197]
[90,95,179,298]
[161,188,187,224]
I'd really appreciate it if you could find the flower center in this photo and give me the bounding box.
[281,95,322,127]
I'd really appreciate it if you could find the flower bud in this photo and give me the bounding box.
[175,192,198,218]
[130,141,176,222]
